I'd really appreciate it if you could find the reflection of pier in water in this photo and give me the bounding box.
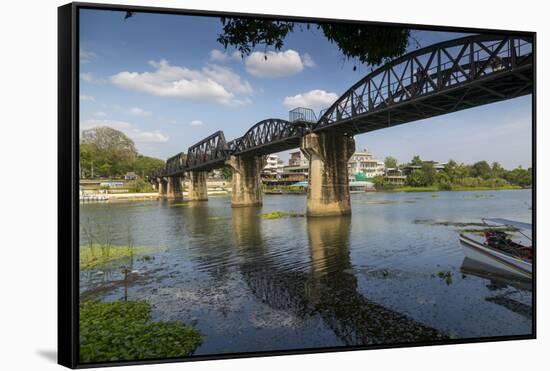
[232,209,446,345]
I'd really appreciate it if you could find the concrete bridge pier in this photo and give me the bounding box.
[157,177,168,198]
[301,132,355,217]
[166,176,183,199]
[187,171,208,201]
[226,155,266,207]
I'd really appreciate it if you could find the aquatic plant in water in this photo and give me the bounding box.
[261,211,305,219]
[79,300,202,362]
[79,244,157,270]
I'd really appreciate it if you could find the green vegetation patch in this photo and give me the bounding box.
[434,271,453,285]
[80,300,202,363]
[261,211,305,219]
[80,244,156,270]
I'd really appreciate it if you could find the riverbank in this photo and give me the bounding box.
[81,185,526,203]
[383,185,524,192]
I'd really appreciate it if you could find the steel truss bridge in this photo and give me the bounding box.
[151,34,532,179]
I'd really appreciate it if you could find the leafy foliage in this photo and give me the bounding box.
[384,156,397,169]
[79,127,165,179]
[319,24,410,66]
[126,178,155,193]
[218,18,410,68]
[404,156,531,189]
[79,300,202,363]
[133,155,166,178]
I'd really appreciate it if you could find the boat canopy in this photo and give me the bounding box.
[484,218,532,230]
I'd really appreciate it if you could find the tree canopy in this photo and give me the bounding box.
[384,156,398,169]
[217,18,411,69]
[80,127,165,179]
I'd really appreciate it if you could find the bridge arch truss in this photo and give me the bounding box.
[316,34,533,134]
[231,118,307,156]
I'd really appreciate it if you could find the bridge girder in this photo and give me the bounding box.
[315,34,533,133]
[231,118,307,156]
[186,130,231,172]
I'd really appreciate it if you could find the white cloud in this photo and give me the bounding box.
[302,53,316,68]
[209,49,242,63]
[94,111,106,117]
[283,89,339,111]
[80,49,96,63]
[81,119,169,143]
[80,94,95,102]
[110,59,253,107]
[128,107,152,117]
[244,50,315,78]
[189,120,203,126]
[80,72,93,82]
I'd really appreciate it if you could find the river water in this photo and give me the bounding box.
[80,189,533,355]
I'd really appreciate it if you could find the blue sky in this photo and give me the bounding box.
[79,9,532,169]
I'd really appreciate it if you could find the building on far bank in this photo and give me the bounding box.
[281,150,309,184]
[288,150,309,167]
[384,168,407,186]
[124,171,138,180]
[403,161,447,175]
[348,148,385,180]
[263,154,284,176]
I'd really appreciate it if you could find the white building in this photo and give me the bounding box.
[263,154,284,176]
[348,148,385,180]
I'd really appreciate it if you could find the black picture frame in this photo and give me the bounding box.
[58,2,536,368]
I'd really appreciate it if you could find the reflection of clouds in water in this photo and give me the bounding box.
[249,309,301,329]
[148,279,248,323]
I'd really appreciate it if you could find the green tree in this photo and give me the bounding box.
[371,175,388,189]
[444,159,458,183]
[491,161,505,179]
[471,161,492,179]
[133,155,165,178]
[410,155,423,166]
[384,156,398,169]
[219,166,233,180]
[435,172,452,190]
[419,162,436,186]
[506,166,532,187]
[80,127,138,178]
[407,169,426,187]
[217,19,411,69]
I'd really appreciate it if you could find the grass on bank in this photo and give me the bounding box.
[386,185,522,192]
[79,300,202,363]
[80,244,155,270]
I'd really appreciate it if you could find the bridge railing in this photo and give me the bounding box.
[289,107,317,123]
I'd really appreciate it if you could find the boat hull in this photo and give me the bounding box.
[459,233,532,279]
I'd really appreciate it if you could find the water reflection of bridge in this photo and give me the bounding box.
[150,35,533,217]
[231,208,446,345]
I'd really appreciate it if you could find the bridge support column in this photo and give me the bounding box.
[301,132,355,217]
[187,171,208,201]
[226,155,265,207]
[166,176,183,199]
[157,178,168,198]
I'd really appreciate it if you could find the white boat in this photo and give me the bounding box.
[458,218,532,280]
